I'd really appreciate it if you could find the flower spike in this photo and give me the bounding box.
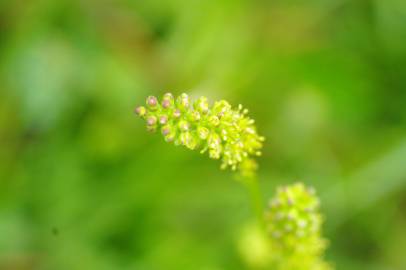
[265,183,332,270]
[134,93,265,177]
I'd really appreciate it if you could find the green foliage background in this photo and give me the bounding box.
[1,0,406,269]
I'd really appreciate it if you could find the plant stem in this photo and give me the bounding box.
[243,175,265,229]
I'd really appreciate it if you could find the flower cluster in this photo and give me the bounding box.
[265,183,331,270]
[135,93,264,177]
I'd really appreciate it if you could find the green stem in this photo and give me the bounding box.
[243,175,265,229]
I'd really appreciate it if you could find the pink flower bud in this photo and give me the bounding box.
[162,99,171,109]
[146,116,157,126]
[146,96,158,109]
[173,109,181,118]
[134,106,146,117]
[160,115,168,125]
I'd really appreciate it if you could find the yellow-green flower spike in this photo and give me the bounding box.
[134,93,265,176]
[265,183,332,270]
[266,183,321,249]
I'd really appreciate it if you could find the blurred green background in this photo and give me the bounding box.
[1,0,406,269]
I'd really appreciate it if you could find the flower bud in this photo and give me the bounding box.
[146,96,158,110]
[161,125,171,136]
[159,115,168,125]
[173,109,181,119]
[212,100,231,117]
[208,115,220,126]
[134,106,146,117]
[178,120,190,132]
[194,96,209,114]
[165,132,176,142]
[146,116,157,126]
[161,125,176,142]
[176,93,190,110]
[197,127,209,140]
[189,111,201,122]
[162,99,170,109]
[179,132,197,150]
[162,93,174,109]
[208,133,221,149]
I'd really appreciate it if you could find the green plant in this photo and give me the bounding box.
[135,93,332,270]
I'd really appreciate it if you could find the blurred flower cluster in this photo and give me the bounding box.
[265,183,331,270]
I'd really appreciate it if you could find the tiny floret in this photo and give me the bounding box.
[134,93,265,176]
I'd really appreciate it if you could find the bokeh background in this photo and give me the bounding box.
[1,0,406,269]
